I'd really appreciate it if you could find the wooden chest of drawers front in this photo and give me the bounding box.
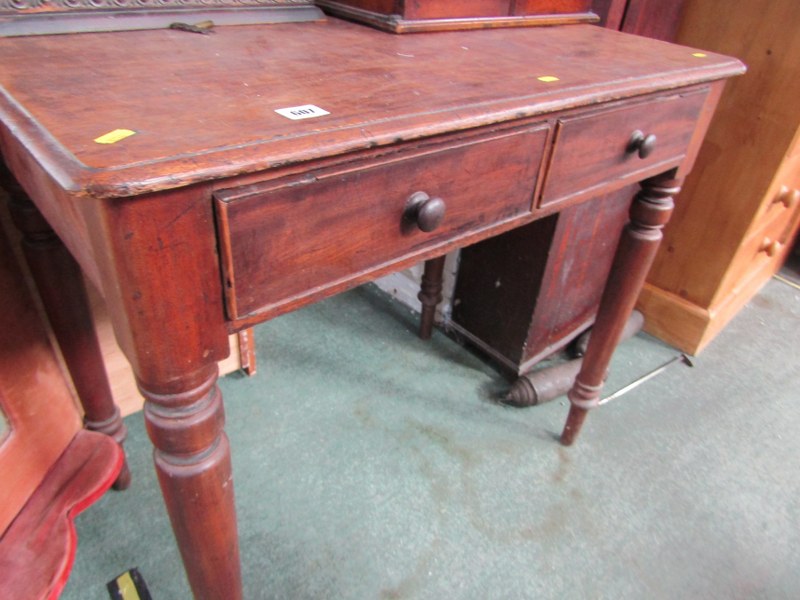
[215,124,549,320]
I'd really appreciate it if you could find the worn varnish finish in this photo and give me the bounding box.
[0,18,742,599]
[215,123,548,320]
[541,90,706,207]
[0,22,740,196]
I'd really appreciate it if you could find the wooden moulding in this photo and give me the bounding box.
[0,0,324,37]
[315,0,598,33]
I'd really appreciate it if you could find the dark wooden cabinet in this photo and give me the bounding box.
[452,187,632,373]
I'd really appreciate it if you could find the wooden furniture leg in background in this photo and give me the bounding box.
[6,192,131,489]
[561,172,681,445]
[418,255,446,340]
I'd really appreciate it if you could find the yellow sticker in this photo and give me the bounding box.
[692,52,707,58]
[537,75,560,83]
[115,572,141,599]
[94,129,136,144]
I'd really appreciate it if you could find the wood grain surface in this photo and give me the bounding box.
[216,123,548,319]
[0,19,742,198]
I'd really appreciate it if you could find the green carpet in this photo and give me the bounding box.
[61,279,800,599]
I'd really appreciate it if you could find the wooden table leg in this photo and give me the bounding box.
[138,364,241,599]
[418,255,446,340]
[560,172,682,446]
[76,188,242,599]
[5,192,131,489]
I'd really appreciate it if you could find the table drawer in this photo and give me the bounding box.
[215,124,549,320]
[540,90,708,207]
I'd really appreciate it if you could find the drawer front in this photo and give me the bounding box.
[216,125,549,319]
[540,90,707,207]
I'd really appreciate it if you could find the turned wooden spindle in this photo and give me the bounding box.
[561,172,681,446]
[139,364,241,599]
[418,255,446,340]
[3,181,131,490]
[76,186,243,599]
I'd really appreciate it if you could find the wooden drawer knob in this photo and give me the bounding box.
[627,130,657,159]
[775,185,800,209]
[405,191,446,232]
[759,237,783,257]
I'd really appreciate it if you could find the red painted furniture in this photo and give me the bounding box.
[0,223,122,599]
[0,18,742,599]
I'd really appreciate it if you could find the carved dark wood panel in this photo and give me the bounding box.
[0,0,321,36]
[0,0,310,14]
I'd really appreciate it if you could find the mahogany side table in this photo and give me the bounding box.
[0,19,743,599]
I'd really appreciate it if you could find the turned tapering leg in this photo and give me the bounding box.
[418,255,446,340]
[73,183,241,598]
[560,173,681,446]
[139,364,241,599]
[6,192,131,489]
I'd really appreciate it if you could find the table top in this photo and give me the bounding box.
[0,18,743,198]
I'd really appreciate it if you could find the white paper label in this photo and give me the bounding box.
[274,104,330,120]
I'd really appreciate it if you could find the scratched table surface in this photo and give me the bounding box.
[0,18,739,198]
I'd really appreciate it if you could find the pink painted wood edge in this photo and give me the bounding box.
[0,429,124,600]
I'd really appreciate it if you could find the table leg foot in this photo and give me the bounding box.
[560,405,588,446]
